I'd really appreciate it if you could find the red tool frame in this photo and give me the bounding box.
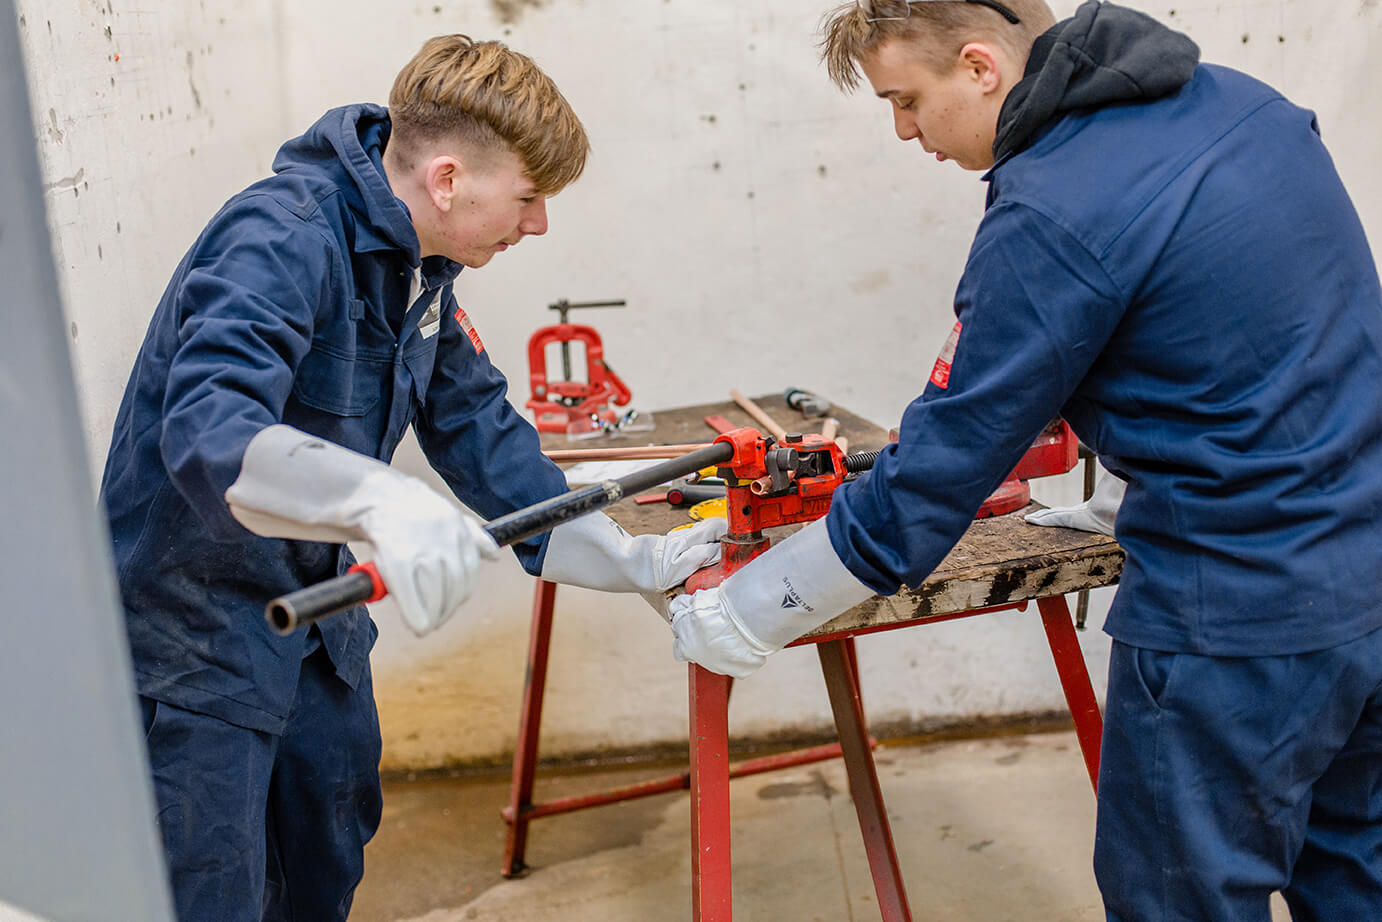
[525,299,633,434]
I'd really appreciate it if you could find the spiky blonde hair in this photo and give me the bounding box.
[389,35,588,195]
[820,1,1056,90]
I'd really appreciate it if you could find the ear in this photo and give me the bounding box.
[423,155,465,213]
[958,41,1004,95]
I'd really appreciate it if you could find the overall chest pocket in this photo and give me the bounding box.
[291,339,390,417]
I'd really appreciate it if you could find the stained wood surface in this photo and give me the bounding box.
[540,395,1124,636]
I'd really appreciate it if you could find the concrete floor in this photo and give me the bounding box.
[349,729,1296,921]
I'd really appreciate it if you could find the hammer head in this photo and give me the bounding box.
[784,387,831,417]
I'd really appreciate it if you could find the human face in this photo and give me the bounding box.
[859,36,1010,171]
[420,147,549,267]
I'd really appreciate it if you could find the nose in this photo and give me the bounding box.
[892,105,919,142]
[519,196,549,237]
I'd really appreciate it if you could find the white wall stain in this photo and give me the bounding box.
[43,167,85,192]
[491,0,545,26]
[185,50,202,108]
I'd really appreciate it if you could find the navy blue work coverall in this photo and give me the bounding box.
[100,104,568,921]
[825,4,1382,919]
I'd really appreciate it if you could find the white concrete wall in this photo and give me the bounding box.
[17,0,291,474]
[20,0,1382,771]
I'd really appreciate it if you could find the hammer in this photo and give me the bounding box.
[784,387,831,418]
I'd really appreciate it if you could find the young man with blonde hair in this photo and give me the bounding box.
[102,35,723,921]
[670,2,1382,919]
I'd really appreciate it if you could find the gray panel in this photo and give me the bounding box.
[0,1,175,919]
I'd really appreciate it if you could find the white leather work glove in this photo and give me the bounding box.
[1024,470,1127,537]
[225,424,499,636]
[540,513,728,609]
[668,518,874,679]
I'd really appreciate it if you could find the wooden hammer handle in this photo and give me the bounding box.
[729,389,789,442]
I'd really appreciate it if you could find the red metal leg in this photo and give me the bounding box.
[501,579,558,877]
[817,640,912,921]
[690,664,734,921]
[1036,594,1103,792]
[843,636,862,707]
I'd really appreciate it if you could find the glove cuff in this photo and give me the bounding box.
[225,424,397,542]
[720,517,875,649]
[719,593,782,656]
[541,512,639,592]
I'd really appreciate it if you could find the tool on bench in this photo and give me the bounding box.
[703,414,736,435]
[525,299,642,437]
[667,483,726,506]
[984,419,1080,518]
[265,441,738,635]
[685,419,1081,592]
[729,389,789,443]
[634,481,728,507]
[784,386,832,418]
[819,416,847,456]
[689,497,728,521]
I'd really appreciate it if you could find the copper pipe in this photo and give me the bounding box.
[543,442,713,463]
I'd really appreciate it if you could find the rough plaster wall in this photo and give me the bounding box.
[21,0,1382,771]
[17,0,290,481]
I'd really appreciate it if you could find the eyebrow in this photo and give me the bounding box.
[876,89,905,100]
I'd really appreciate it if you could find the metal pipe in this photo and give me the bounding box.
[543,442,712,463]
[266,440,735,634]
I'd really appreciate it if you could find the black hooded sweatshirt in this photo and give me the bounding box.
[992,0,1200,164]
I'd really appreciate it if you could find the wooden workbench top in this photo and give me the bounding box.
[540,395,1123,637]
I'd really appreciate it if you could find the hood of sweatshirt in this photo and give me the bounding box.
[992,1,1200,164]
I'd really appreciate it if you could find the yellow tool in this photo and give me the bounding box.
[688,497,727,521]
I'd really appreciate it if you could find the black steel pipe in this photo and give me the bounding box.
[265,568,377,636]
[485,441,734,547]
[265,441,735,635]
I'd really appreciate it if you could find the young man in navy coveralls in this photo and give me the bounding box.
[670,2,1382,918]
[101,35,725,921]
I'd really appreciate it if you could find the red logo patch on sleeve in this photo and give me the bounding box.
[453,306,485,354]
[929,320,963,389]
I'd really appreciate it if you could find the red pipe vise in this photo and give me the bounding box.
[685,428,850,593]
[525,299,633,434]
[978,419,1080,518]
[683,419,1080,593]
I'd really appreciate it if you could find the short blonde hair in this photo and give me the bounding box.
[389,35,589,195]
[820,0,1056,91]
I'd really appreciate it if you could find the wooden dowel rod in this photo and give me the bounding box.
[820,417,840,442]
[729,389,788,442]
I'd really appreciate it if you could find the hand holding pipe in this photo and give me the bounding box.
[266,441,735,635]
